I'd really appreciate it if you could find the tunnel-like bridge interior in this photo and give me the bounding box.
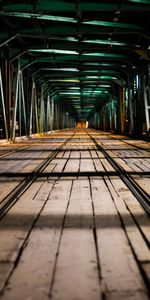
[0,2,150,298]
[0,0,150,140]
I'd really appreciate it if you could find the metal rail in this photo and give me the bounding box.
[0,145,30,159]
[0,132,75,219]
[109,133,150,152]
[88,131,150,153]
[87,130,150,215]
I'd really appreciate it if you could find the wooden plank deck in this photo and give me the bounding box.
[0,129,149,300]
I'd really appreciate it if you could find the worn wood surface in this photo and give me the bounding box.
[0,129,149,300]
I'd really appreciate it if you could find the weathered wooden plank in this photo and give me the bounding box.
[70,151,80,158]
[33,180,55,202]
[0,180,72,300]
[20,161,43,173]
[56,151,65,158]
[136,160,150,171]
[0,128,149,300]
[40,151,53,158]
[63,151,71,158]
[0,229,61,300]
[65,179,93,228]
[50,179,101,300]
[80,150,91,158]
[101,158,115,172]
[90,150,98,158]
[125,161,142,172]
[0,180,54,293]
[0,178,22,204]
[93,159,105,172]
[96,151,105,158]
[0,263,13,292]
[141,263,150,286]
[105,176,150,262]
[0,147,51,175]
[64,159,79,173]
[50,229,101,300]
[90,178,149,300]
[134,177,150,195]
[128,159,150,172]
[80,158,95,172]
[106,150,117,157]
[0,181,50,261]
[51,159,67,173]
[110,177,150,244]
[43,163,56,173]
[114,158,133,172]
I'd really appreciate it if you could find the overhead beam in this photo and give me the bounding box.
[0,34,19,48]
[134,49,150,60]
[1,1,150,12]
[82,20,143,30]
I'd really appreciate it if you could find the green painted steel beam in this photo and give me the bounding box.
[2,1,150,12]
[0,0,146,119]
[128,0,150,4]
[41,68,79,72]
[36,55,79,62]
[82,53,127,58]
[82,63,126,67]
[45,75,120,82]
[0,12,77,23]
[82,76,119,80]
[82,39,140,48]
[29,49,79,55]
[81,70,120,75]
[2,1,76,12]
[82,20,143,30]
[48,79,80,82]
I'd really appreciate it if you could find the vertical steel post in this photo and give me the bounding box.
[143,76,150,133]
[29,78,34,136]
[47,94,50,131]
[20,71,27,135]
[49,97,52,131]
[62,110,65,129]
[12,63,20,140]
[35,86,39,133]
[0,67,8,139]
[54,101,58,130]
[3,54,11,139]
[51,98,54,131]
[39,86,44,133]
[19,68,22,137]
[119,87,126,133]
[109,97,112,131]
[128,88,134,134]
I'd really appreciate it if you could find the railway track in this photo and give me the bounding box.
[0,129,150,218]
[0,129,149,300]
[0,132,76,219]
[110,134,150,152]
[86,130,150,215]
[0,145,30,159]
[88,130,150,153]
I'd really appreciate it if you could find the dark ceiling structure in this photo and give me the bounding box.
[0,0,150,122]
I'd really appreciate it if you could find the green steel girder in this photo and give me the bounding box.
[1,1,150,12]
[0,0,149,122]
[128,0,150,4]
[82,20,143,30]
[0,11,145,31]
